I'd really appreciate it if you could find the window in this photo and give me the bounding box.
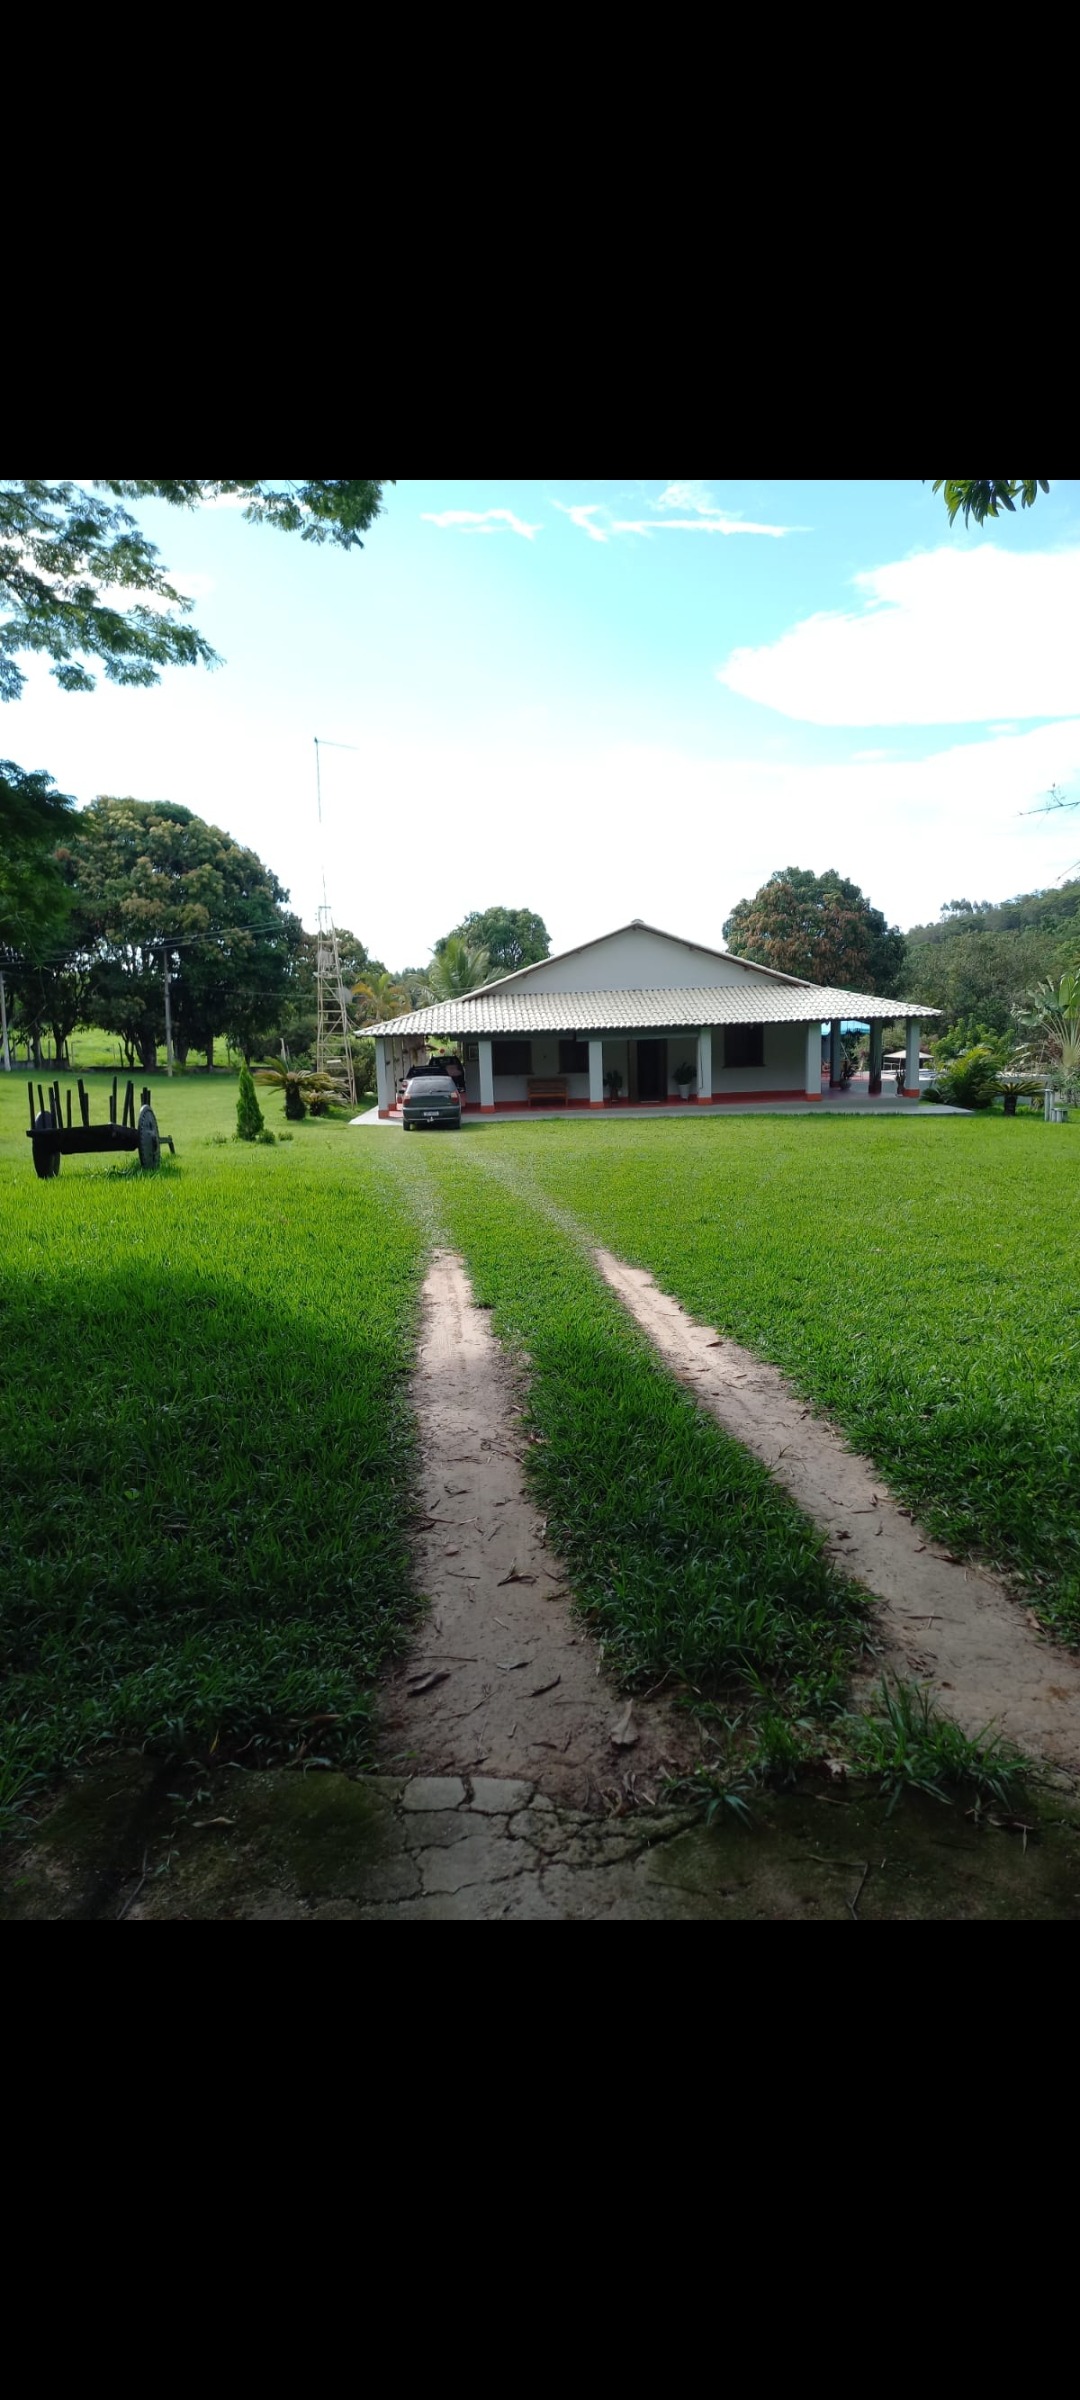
[492,1040,532,1076]
[724,1024,764,1069]
[559,1040,589,1074]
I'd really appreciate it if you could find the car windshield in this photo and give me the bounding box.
[407,1078,457,1097]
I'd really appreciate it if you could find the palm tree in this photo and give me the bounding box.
[419,937,491,1002]
[352,969,410,1024]
[254,1060,348,1120]
[1014,969,1080,1105]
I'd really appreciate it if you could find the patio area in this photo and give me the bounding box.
[353,1083,970,1127]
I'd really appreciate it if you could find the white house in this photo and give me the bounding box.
[366,920,939,1117]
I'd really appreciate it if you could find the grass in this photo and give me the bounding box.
[0,1071,422,1822]
[689,1676,1028,1827]
[390,1132,867,1708]
[842,1677,1026,1816]
[451,1112,1080,1642]
[5,1080,1075,1838]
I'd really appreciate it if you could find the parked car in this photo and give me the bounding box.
[401,1073,462,1132]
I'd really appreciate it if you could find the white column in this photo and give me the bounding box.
[696,1027,712,1103]
[805,1022,822,1098]
[868,1021,883,1095]
[374,1038,390,1114]
[478,1037,495,1112]
[829,1019,844,1086]
[588,1038,604,1108]
[905,1021,921,1098]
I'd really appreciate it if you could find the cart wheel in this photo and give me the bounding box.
[32,1110,61,1178]
[137,1105,161,1170]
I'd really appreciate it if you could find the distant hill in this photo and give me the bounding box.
[904,880,1080,1036]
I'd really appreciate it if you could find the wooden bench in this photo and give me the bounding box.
[526,1077,569,1107]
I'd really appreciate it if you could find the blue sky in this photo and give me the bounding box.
[10,478,1080,969]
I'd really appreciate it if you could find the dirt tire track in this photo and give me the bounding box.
[595,1247,1080,1780]
[379,1251,701,1806]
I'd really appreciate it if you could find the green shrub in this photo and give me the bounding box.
[236,1064,265,1141]
[937,1046,1000,1110]
[284,1080,306,1122]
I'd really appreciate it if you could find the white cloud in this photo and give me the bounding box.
[719,544,1080,726]
[422,508,542,540]
[551,501,609,543]
[554,483,803,542]
[14,658,1080,966]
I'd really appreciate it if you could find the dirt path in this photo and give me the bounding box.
[378,1250,701,1807]
[596,1249,1080,1781]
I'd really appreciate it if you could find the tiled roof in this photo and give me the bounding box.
[366,985,939,1037]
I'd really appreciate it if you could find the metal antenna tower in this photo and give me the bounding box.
[313,739,361,1109]
[315,903,357,1106]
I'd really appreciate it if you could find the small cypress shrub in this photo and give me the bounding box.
[236,1063,265,1140]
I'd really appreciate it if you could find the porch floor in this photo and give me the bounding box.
[354,1086,972,1126]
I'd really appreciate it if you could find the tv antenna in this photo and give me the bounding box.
[313,738,360,1106]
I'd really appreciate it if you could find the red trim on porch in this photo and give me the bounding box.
[711,1088,816,1104]
[903,1087,920,1099]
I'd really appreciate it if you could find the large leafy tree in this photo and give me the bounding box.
[0,480,391,707]
[0,762,77,953]
[0,481,392,948]
[437,905,550,977]
[37,798,302,1069]
[723,868,905,993]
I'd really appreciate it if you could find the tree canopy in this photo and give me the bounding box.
[0,480,392,706]
[5,798,301,1068]
[0,480,392,943]
[723,868,905,993]
[420,936,492,1001]
[437,905,550,977]
[902,880,1080,1038]
[0,761,77,951]
[929,480,1049,527]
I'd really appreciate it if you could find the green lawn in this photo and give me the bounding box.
[4,1080,1077,1828]
[0,1072,422,1818]
[399,1134,865,1707]
[422,1113,1080,1641]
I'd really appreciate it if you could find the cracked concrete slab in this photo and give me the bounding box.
[5,1758,1079,1919]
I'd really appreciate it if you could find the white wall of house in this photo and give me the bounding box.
[490,1032,590,1105]
[465,1023,812,1103]
[710,1022,808,1093]
[510,926,777,994]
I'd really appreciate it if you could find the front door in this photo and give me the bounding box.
[636,1039,667,1102]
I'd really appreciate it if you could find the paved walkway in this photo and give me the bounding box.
[353,1093,970,1126]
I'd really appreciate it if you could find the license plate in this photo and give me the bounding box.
[424,1111,441,1121]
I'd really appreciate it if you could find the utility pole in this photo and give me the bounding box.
[0,968,10,1072]
[162,947,174,1076]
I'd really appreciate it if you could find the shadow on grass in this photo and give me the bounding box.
[0,1258,420,1820]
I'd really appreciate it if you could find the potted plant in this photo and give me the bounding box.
[603,1066,624,1104]
[673,1059,696,1099]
